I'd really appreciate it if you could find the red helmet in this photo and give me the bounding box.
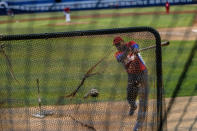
[113,36,123,45]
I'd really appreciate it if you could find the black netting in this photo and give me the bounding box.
[0,27,166,131]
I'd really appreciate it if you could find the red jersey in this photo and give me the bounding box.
[165,2,170,8]
[64,7,70,13]
[115,41,146,74]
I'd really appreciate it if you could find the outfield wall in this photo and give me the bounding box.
[0,0,197,15]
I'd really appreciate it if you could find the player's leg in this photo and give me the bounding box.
[134,70,149,131]
[127,74,139,116]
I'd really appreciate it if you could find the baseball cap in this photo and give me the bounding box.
[113,36,123,45]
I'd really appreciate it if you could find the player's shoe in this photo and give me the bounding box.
[133,122,142,131]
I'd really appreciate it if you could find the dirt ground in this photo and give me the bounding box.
[0,101,137,131]
[158,26,197,41]
[0,10,197,131]
[1,96,197,131]
[165,96,197,131]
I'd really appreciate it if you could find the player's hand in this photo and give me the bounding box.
[133,48,139,54]
[130,47,139,54]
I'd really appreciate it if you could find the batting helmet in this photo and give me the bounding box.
[113,36,123,45]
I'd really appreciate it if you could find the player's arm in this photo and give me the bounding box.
[115,48,130,63]
[129,42,139,54]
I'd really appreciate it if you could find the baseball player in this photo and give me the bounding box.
[113,36,149,131]
[165,1,170,14]
[63,7,71,22]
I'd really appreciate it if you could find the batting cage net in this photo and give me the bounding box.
[0,27,167,131]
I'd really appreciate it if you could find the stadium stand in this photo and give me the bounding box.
[0,0,197,15]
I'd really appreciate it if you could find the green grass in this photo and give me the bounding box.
[1,14,194,34]
[0,5,197,107]
[0,5,196,34]
[162,41,197,97]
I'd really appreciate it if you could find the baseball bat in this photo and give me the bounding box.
[139,41,170,52]
[36,78,42,115]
